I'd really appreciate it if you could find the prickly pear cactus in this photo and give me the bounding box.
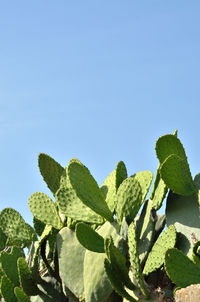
[1,131,200,302]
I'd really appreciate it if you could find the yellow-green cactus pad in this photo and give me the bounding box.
[28,192,63,229]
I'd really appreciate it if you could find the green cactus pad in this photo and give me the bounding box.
[56,186,103,224]
[133,171,153,203]
[104,237,135,290]
[0,275,17,302]
[0,208,37,247]
[14,287,31,302]
[165,248,200,287]
[18,257,40,296]
[0,246,24,286]
[101,161,127,213]
[0,228,7,251]
[57,226,85,299]
[136,199,156,265]
[104,259,137,302]
[160,154,196,196]
[192,241,200,266]
[28,192,63,229]
[155,134,187,164]
[84,221,122,302]
[150,169,168,210]
[128,222,149,299]
[68,161,113,222]
[38,153,65,195]
[143,225,176,276]
[116,177,142,225]
[76,223,104,253]
[33,217,46,237]
[116,161,128,191]
[166,191,200,256]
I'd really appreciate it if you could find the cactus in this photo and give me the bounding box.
[2,131,200,301]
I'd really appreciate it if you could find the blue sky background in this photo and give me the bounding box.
[0,1,200,225]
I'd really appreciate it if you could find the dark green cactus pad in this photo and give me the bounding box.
[56,186,103,224]
[166,191,200,256]
[143,225,176,276]
[76,223,104,253]
[116,161,128,191]
[0,228,7,251]
[116,177,142,225]
[165,248,200,287]
[18,257,40,296]
[14,287,31,302]
[84,221,122,302]
[155,134,187,164]
[68,161,113,222]
[0,208,37,247]
[150,169,168,210]
[57,226,85,300]
[38,153,65,195]
[104,259,137,302]
[104,237,135,290]
[160,154,196,196]
[132,171,153,203]
[128,222,149,299]
[33,217,46,237]
[101,161,127,213]
[192,240,200,267]
[0,275,17,302]
[28,192,63,229]
[0,246,24,286]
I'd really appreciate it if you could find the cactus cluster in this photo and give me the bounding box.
[0,131,200,301]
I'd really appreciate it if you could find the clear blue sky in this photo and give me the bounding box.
[0,1,200,225]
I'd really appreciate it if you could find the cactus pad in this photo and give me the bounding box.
[57,227,85,299]
[116,177,142,225]
[56,186,103,224]
[68,161,113,222]
[0,275,17,302]
[104,259,137,302]
[155,134,187,164]
[133,171,153,203]
[160,154,195,196]
[28,192,63,229]
[17,257,40,296]
[0,208,37,247]
[0,246,24,286]
[76,223,104,253]
[165,248,200,288]
[38,153,65,195]
[143,225,176,275]
[14,287,31,302]
[166,191,200,256]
